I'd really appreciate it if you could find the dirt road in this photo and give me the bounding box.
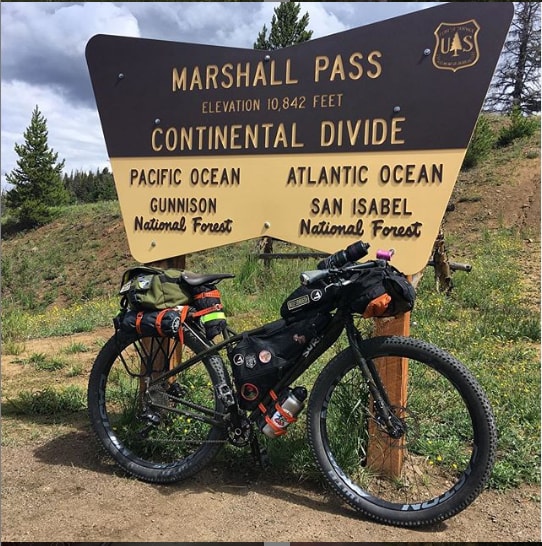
[1,436,539,542]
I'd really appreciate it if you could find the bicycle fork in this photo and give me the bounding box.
[345,320,406,440]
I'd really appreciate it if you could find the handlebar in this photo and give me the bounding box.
[300,269,331,286]
[301,241,395,286]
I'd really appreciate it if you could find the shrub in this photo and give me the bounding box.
[462,115,495,170]
[496,106,539,147]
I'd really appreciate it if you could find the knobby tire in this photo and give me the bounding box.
[307,335,497,527]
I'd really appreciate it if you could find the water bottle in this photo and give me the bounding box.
[317,240,370,270]
[261,386,307,438]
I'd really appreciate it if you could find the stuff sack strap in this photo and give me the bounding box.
[135,311,145,336]
[177,305,189,345]
[193,290,222,300]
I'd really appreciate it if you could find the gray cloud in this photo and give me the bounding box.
[2,2,140,108]
[1,2,435,184]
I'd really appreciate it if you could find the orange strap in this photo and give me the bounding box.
[193,290,221,300]
[263,415,288,436]
[272,402,297,424]
[190,303,223,318]
[155,309,168,337]
[136,307,189,342]
[191,290,223,319]
[135,311,144,335]
[363,293,392,318]
[259,390,297,436]
[177,305,189,345]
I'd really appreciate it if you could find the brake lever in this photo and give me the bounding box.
[300,269,330,286]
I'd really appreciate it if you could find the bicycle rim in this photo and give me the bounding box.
[309,336,496,526]
[88,334,227,482]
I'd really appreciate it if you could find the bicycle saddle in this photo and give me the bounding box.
[181,271,235,286]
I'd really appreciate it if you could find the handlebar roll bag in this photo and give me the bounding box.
[115,306,188,340]
[348,266,416,318]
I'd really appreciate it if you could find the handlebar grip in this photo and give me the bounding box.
[300,269,330,286]
[376,249,395,261]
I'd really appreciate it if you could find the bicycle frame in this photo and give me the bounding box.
[135,305,403,443]
[132,258,405,433]
[134,309,344,424]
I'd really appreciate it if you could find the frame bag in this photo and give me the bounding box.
[229,314,330,409]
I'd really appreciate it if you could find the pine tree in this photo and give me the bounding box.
[5,106,68,228]
[450,32,462,57]
[254,1,312,50]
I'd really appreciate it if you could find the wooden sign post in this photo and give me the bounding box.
[367,312,410,477]
[144,256,186,383]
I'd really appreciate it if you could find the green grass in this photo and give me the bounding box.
[1,297,119,348]
[62,341,90,354]
[21,352,67,371]
[4,386,87,415]
[1,201,124,313]
[405,229,540,488]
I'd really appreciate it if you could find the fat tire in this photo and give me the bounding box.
[307,335,497,526]
[88,331,228,483]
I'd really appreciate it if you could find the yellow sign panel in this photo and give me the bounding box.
[111,149,463,273]
[86,2,513,274]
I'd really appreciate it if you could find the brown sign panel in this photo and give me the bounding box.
[86,2,513,273]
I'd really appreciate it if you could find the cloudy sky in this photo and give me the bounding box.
[1,1,437,189]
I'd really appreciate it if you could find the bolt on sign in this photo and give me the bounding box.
[86,2,513,274]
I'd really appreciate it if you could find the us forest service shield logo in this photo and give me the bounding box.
[433,19,480,72]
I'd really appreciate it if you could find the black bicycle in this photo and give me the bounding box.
[87,241,497,527]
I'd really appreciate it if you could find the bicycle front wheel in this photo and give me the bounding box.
[88,331,228,483]
[308,335,497,526]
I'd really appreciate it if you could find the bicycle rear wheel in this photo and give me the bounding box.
[308,335,497,526]
[88,330,228,483]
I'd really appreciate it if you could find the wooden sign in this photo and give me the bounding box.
[86,2,513,273]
